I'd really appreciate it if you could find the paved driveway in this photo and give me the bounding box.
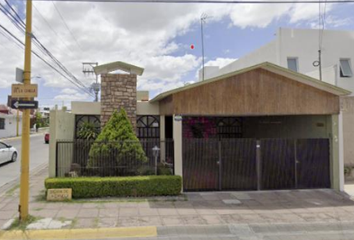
[1,167,354,230]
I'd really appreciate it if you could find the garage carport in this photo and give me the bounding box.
[151,62,350,192]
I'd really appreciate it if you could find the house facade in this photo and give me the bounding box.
[202,28,354,92]
[201,27,354,169]
[0,105,22,139]
[49,61,350,192]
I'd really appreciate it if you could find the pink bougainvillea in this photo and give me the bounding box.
[183,117,217,139]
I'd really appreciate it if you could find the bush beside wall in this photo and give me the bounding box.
[45,175,182,198]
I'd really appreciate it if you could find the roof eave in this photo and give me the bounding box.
[150,62,351,102]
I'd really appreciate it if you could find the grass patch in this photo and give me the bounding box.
[93,217,99,228]
[33,190,47,202]
[32,208,43,211]
[70,218,78,229]
[5,184,20,196]
[58,217,68,223]
[7,215,40,231]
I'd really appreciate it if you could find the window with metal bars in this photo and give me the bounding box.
[137,115,160,139]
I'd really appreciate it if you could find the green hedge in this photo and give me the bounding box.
[45,175,182,198]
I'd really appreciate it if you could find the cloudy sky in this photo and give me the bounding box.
[0,0,353,108]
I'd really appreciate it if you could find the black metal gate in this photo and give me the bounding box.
[183,138,330,191]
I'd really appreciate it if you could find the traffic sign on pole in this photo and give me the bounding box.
[11,84,38,98]
[16,68,24,83]
[11,100,38,110]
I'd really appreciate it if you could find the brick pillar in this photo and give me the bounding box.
[100,73,137,129]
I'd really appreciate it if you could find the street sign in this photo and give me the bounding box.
[11,100,38,109]
[16,68,24,83]
[11,84,38,98]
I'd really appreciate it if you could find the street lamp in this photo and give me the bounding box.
[152,146,160,175]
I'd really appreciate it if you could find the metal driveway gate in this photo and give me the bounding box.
[183,138,330,191]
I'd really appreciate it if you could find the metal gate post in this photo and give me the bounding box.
[55,141,59,177]
[294,139,298,189]
[218,140,222,191]
[256,140,261,191]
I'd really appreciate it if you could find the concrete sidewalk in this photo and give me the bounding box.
[1,167,354,237]
[344,183,354,200]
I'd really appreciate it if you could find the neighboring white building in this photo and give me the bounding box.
[202,28,354,94]
[0,106,23,139]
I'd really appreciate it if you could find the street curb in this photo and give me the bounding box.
[2,222,354,240]
[0,132,44,142]
[0,163,48,198]
[0,226,157,240]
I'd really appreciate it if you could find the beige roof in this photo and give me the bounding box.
[151,62,351,102]
[93,61,144,76]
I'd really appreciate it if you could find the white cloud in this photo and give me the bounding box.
[54,91,90,102]
[205,57,237,68]
[229,4,291,28]
[60,88,79,94]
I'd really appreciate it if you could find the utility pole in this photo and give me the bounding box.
[82,62,99,101]
[313,50,322,81]
[16,109,19,137]
[318,49,322,81]
[19,0,32,221]
[200,14,207,81]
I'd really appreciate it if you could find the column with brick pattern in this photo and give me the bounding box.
[100,73,137,129]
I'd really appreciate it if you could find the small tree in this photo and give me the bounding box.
[77,122,100,140]
[35,111,43,128]
[87,108,147,175]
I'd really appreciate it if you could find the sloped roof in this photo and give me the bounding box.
[93,61,144,76]
[150,62,351,102]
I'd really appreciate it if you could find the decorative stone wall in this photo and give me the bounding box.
[100,73,137,129]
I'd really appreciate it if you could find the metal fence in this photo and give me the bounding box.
[56,139,174,177]
[183,138,330,191]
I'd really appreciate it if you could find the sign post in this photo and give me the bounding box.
[19,0,33,222]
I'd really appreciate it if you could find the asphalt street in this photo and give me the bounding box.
[0,134,48,188]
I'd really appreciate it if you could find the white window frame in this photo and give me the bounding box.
[287,57,299,72]
[339,58,353,78]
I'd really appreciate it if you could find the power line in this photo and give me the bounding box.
[12,0,354,3]
[0,5,94,96]
[0,24,94,96]
[33,3,74,53]
[4,0,26,28]
[52,1,83,51]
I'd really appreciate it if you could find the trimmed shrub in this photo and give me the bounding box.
[87,108,147,175]
[45,175,182,198]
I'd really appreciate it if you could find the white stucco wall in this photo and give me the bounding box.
[210,28,354,94]
[278,28,354,93]
[137,101,159,115]
[49,108,75,177]
[71,101,160,116]
[0,112,22,139]
[71,102,101,115]
[214,40,277,78]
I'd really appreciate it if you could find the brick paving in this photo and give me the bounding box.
[1,167,354,230]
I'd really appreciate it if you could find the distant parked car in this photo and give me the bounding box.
[0,142,17,164]
[45,133,49,144]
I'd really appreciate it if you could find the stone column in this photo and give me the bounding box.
[100,73,137,129]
